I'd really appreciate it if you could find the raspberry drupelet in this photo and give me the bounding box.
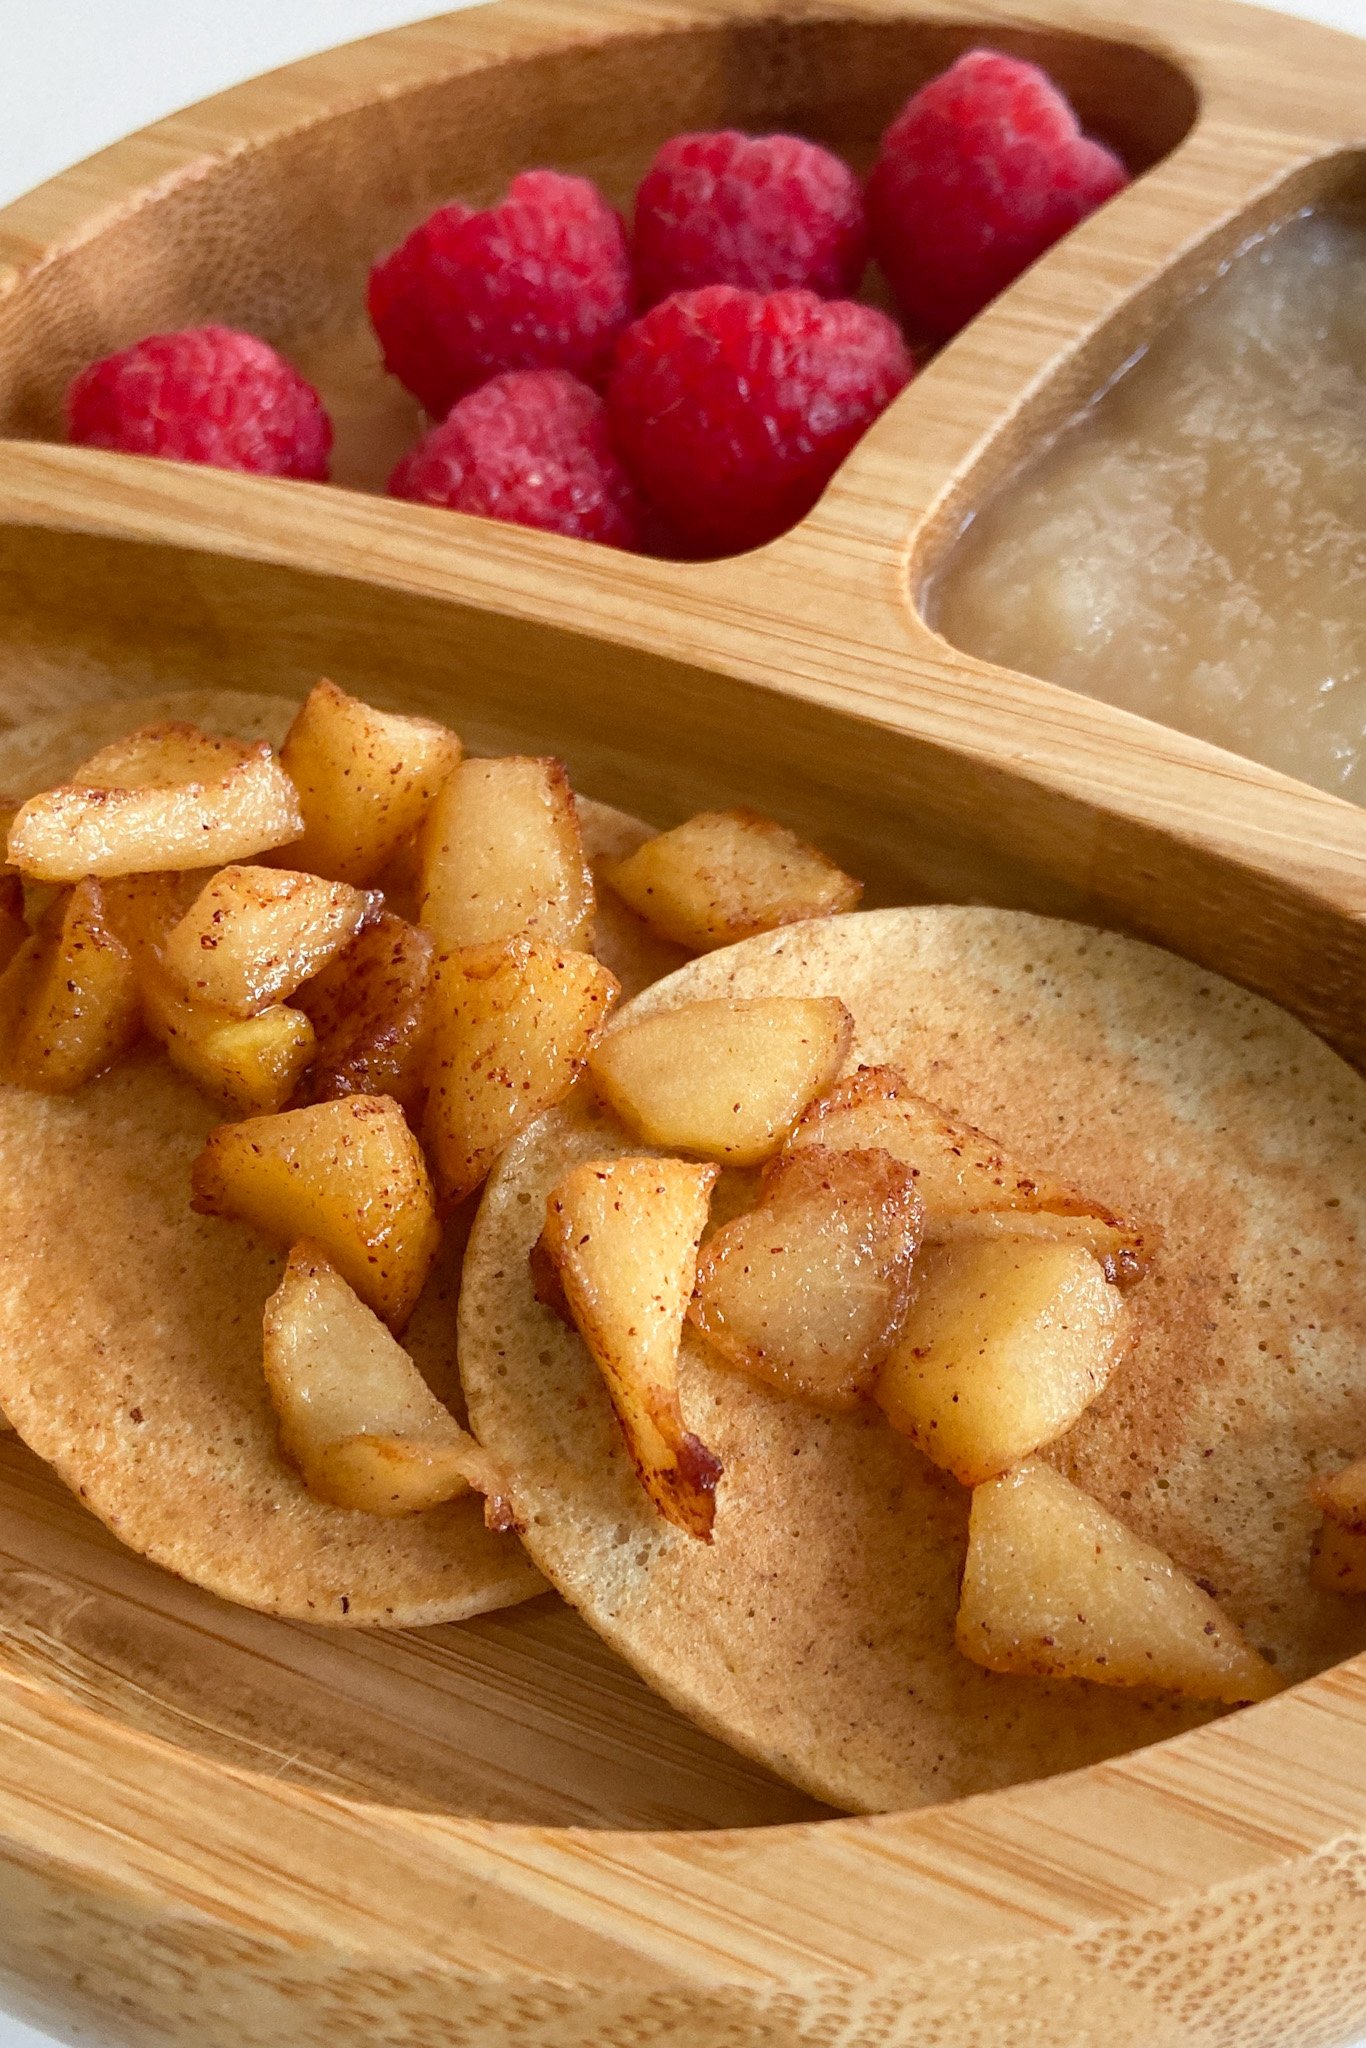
[388,368,644,549]
[633,131,867,304]
[608,286,912,556]
[868,50,1129,342]
[66,326,332,479]
[368,171,635,420]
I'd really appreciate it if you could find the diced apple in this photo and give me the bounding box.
[787,1066,1151,1286]
[539,1156,720,1538]
[142,959,316,1114]
[292,912,434,1113]
[0,880,141,1091]
[423,938,619,1207]
[191,1094,440,1330]
[279,680,462,884]
[161,864,372,1015]
[263,1240,487,1514]
[1312,1455,1366,1530]
[601,807,861,953]
[7,723,304,881]
[956,1460,1283,1703]
[688,1144,923,1409]
[877,1237,1124,1485]
[589,995,853,1166]
[102,869,213,963]
[419,756,594,953]
[1311,1517,1366,1594]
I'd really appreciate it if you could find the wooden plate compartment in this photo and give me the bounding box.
[0,3,1362,2044]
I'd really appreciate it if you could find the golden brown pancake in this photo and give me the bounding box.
[460,908,1366,1808]
[0,690,665,1624]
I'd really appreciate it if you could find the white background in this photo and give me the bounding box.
[0,0,1363,2043]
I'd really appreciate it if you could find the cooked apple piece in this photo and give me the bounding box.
[877,1237,1124,1485]
[957,1460,1282,1703]
[102,869,214,963]
[540,1156,721,1539]
[7,723,304,881]
[142,960,315,1114]
[292,912,434,1112]
[589,996,853,1166]
[0,881,141,1091]
[1311,1455,1366,1529]
[423,938,619,1207]
[602,808,861,954]
[688,1144,923,1408]
[279,680,462,885]
[191,1094,439,1329]
[161,864,372,1015]
[0,872,28,974]
[263,1240,490,1514]
[419,756,594,952]
[1311,1517,1366,1594]
[787,1066,1151,1286]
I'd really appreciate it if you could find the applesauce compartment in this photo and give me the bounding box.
[0,17,1194,492]
[920,153,1366,806]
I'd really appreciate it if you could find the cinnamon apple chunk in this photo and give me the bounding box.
[876,1237,1125,1485]
[142,961,316,1115]
[263,1241,492,1514]
[1311,1517,1366,1594]
[956,1461,1282,1704]
[688,1144,923,1408]
[588,995,853,1166]
[423,938,619,1208]
[7,723,304,880]
[601,807,861,953]
[1311,1454,1366,1529]
[419,755,594,952]
[191,1095,440,1330]
[292,912,434,1112]
[279,681,462,885]
[0,880,140,1091]
[162,865,372,1015]
[539,1156,721,1539]
[787,1065,1151,1285]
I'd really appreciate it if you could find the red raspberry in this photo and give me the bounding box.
[633,131,866,304]
[65,326,331,479]
[368,171,634,419]
[868,50,1129,341]
[608,286,911,555]
[388,369,644,549]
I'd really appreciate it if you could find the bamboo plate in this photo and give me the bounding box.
[0,2,1362,2042]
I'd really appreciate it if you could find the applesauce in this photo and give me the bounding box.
[929,210,1366,802]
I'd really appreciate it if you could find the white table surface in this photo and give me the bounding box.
[1,0,1363,2042]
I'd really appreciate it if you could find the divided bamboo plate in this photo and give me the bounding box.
[0,1,1363,2042]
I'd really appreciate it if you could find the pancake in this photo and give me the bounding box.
[0,689,667,1624]
[459,908,1366,1808]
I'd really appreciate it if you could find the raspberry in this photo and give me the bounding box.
[65,326,331,479]
[388,369,644,549]
[633,131,866,304]
[368,171,634,419]
[608,286,911,555]
[868,50,1129,341]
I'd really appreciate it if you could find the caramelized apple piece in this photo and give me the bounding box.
[540,1156,720,1539]
[787,1066,1151,1285]
[279,680,462,884]
[423,938,619,1207]
[589,996,853,1166]
[102,869,214,964]
[1312,1454,1366,1529]
[0,881,140,1091]
[420,755,594,952]
[263,1241,489,1514]
[0,871,28,974]
[1311,1517,1366,1594]
[142,960,315,1114]
[191,1095,439,1330]
[957,1461,1282,1703]
[688,1144,923,1408]
[162,864,372,1015]
[292,912,434,1112]
[602,807,861,953]
[7,723,304,881]
[877,1237,1124,1485]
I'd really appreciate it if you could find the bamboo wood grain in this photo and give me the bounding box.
[0,1,1362,2043]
